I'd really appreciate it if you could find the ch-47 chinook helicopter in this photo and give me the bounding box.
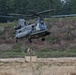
[13,9,54,43]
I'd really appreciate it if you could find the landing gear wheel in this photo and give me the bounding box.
[16,39,18,43]
[15,37,18,43]
[28,38,32,43]
[41,38,45,41]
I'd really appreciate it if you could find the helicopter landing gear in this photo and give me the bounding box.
[15,37,19,43]
[28,38,32,43]
[41,38,45,41]
[16,39,18,43]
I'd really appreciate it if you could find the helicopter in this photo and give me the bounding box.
[13,9,54,43]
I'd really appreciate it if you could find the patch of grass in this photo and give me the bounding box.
[0,52,25,58]
[35,50,76,58]
[0,47,76,58]
[38,48,49,52]
[47,36,58,44]
[0,22,17,27]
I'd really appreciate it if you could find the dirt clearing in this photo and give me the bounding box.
[0,58,76,75]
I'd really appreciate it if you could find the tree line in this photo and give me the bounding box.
[0,0,76,16]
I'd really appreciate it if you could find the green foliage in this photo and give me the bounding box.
[0,0,66,15]
[70,0,76,14]
[35,50,76,58]
[0,0,76,15]
[48,36,57,44]
[38,48,49,52]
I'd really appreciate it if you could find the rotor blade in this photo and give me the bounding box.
[51,14,76,18]
[9,13,24,16]
[23,9,55,17]
[27,9,55,17]
[37,9,54,15]
[9,13,31,18]
[0,15,13,18]
[9,9,54,17]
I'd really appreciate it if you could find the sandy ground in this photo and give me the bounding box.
[0,58,76,75]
